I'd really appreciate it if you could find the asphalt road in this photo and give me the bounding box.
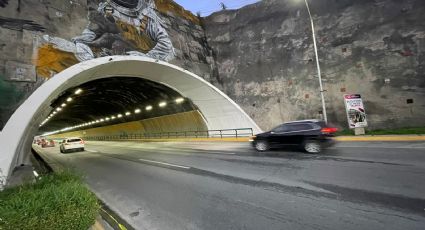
[36,141,425,230]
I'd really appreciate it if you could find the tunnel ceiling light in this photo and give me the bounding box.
[61,103,66,107]
[56,107,62,112]
[117,114,123,118]
[145,105,152,111]
[53,111,57,114]
[67,97,73,102]
[96,120,100,123]
[175,98,184,104]
[100,119,105,122]
[159,102,167,107]
[125,112,131,116]
[74,88,83,95]
[105,117,110,121]
[135,109,141,114]
[111,116,116,120]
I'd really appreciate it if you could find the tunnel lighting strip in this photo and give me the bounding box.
[41,97,187,136]
[39,97,74,127]
[40,88,82,127]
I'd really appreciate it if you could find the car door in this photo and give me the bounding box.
[268,124,291,147]
[283,123,315,145]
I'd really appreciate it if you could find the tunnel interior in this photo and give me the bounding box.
[38,77,200,135]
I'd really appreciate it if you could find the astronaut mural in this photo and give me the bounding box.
[36,0,174,78]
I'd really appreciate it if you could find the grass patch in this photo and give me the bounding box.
[0,171,99,230]
[336,127,425,136]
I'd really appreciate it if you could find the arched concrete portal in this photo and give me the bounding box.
[0,56,261,187]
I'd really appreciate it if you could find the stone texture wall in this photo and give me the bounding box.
[0,0,216,129]
[1,0,424,131]
[204,0,425,130]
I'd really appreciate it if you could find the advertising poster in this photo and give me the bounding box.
[344,94,367,128]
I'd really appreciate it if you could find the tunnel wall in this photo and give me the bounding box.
[48,110,208,139]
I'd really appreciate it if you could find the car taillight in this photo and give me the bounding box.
[80,140,85,144]
[321,127,338,134]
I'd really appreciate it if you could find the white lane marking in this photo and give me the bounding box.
[138,158,190,169]
[209,151,236,155]
[33,170,39,177]
[86,149,99,153]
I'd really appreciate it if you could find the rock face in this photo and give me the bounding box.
[1,0,425,131]
[0,0,216,129]
[204,0,425,130]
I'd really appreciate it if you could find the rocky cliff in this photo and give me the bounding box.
[0,0,216,129]
[205,0,425,130]
[1,0,424,131]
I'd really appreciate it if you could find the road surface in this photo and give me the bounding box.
[35,141,425,230]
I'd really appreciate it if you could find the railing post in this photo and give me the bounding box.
[235,129,238,138]
[220,130,222,138]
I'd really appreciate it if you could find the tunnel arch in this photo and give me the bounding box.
[0,56,261,187]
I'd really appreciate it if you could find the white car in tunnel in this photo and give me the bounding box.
[60,137,85,153]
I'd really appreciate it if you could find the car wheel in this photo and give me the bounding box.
[81,148,84,151]
[303,140,321,153]
[255,141,269,152]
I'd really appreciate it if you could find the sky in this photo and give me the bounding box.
[173,0,261,16]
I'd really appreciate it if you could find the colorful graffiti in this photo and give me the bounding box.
[35,0,174,78]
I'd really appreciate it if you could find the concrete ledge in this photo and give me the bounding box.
[86,135,425,143]
[334,135,425,142]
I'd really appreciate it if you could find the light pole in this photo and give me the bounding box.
[303,0,328,123]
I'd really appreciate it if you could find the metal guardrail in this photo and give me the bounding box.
[84,128,253,141]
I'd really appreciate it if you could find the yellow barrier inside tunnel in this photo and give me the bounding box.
[49,110,208,139]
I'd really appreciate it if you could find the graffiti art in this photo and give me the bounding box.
[36,0,175,78]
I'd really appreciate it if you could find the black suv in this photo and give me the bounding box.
[250,120,337,153]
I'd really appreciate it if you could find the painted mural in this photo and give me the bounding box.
[36,0,175,78]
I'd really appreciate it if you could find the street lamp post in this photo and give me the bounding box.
[303,0,328,123]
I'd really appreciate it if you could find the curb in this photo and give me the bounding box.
[85,135,425,143]
[334,135,425,142]
[31,146,134,230]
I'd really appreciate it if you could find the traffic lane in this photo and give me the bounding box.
[85,141,425,165]
[328,142,425,166]
[82,141,425,200]
[39,146,425,230]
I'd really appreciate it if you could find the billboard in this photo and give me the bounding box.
[344,94,367,129]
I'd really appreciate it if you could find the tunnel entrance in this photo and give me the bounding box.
[38,77,207,136]
[0,56,261,188]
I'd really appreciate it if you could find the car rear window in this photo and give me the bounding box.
[68,139,82,142]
